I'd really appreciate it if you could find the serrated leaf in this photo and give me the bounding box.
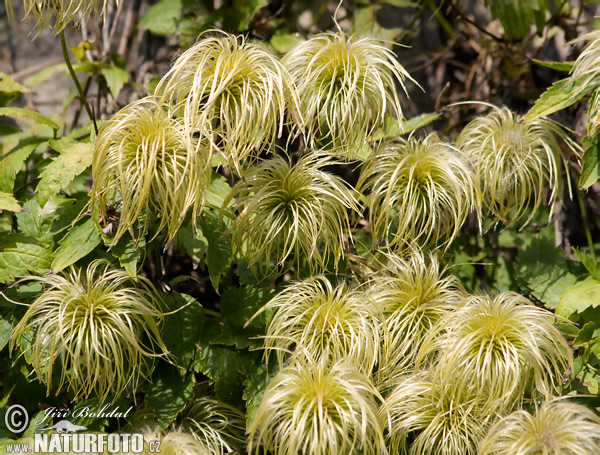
[243,362,274,425]
[0,139,46,193]
[15,199,63,245]
[100,65,130,99]
[200,210,232,290]
[36,142,93,205]
[515,230,577,309]
[556,277,600,317]
[110,232,146,276]
[488,0,538,40]
[147,362,194,429]
[0,107,59,131]
[580,135,600,188]
[530,58,574,72]
[573,321,600,347]
[524,76,597,122]
[0,234,52,283]
[51,217,100,272]
[0,192,21,213]
[161,293,206,367]
[220,285,274,329]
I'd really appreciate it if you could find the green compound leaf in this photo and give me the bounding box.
[36,142,93,206]
[220,285,274,329]
[200,210,232,291]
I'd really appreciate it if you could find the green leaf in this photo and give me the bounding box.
[200,210,232,290]
[138,0,195,35]
[530,58,574,72]
[373,112,439,140]
[243,362,275,425]
[229,0,268,31]
[270,31,304,54]
[206,172,232,209]
[36,142,93,206]
[100,65,130,99]
[220,285,274,329]
[51,217,101,272]
[0,317,12,352]
[146,362,194,429]
[0,234,52,283]
[488,0,539,40]
[556,277,600,317]
[515,229,577,309]
[580,135,600,188]
[0,72,29,107]
[161,293,206,367]
[110,232,146,276]
[524,76,597,122]
[176,225,207,264]
[0,139,46,193]
[0,107,59,131]
[0,192,21,213]
[15,199,65,244]
[573,248,600,281]
[573,321,600,347]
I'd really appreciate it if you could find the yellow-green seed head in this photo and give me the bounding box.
[282,30,412,156]
[368,252,465,390]
[156,30,295,168]
[91,96,210,246]
[479,399,600,455]
[417,292,573,414]
[255,275,384,375]
[10,260,167,401]
[358,133,478,250]
[248,354,387,455]
[456,106,573,228]
[228,153,361,276]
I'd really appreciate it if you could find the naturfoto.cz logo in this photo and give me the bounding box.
[3,405,160,454]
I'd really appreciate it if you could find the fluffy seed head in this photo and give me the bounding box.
[417,292,572,413]
[569,30,600,84]
[479,399,600,455]
[256,275,384,374]
[456,106,572,228]
[91,96,210,245]
[10,260,167,401]
[248,354,386,455]
[358,134,478,250]
[282,30,412,155]
[228,153,361,276]
[6,0,108,36]
[156,30,294,167]
[368,252,465,389]
[180,386,246,455]
[385,372,491,455]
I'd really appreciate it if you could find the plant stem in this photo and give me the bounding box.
[574,177,596,262]
[60,30,98,135]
